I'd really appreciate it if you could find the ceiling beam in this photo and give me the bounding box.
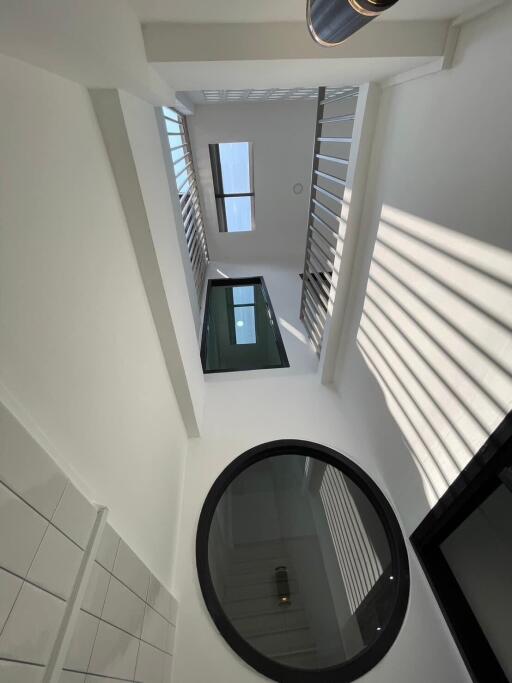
[143,20,449,63]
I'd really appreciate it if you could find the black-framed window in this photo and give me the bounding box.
[209,142,254,232]
[412,412,512,683]
[196,440,410,683]
[200,277,289,373]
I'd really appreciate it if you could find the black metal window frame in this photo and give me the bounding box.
[209,142,255,233]
[196,439,410,683]
[411,412,512,683]
[200,277,289,373]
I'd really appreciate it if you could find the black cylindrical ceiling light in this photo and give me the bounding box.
[307,0,399,46]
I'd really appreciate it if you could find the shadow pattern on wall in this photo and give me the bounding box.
[357,206,512,506]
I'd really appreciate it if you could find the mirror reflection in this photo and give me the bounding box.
[207,454,398,669]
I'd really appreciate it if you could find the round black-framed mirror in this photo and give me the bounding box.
[196,440,409,683]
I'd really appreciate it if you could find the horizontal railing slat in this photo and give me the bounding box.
[317,137,352,144]
[312,198,342,223]
[316,153,349,166]
[320,90,358,106]
[313,184,344,205]
[319,114,355,124]
[314,169,347,187]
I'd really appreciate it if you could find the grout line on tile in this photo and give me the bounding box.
[63,666,143,682]
[0,480,86,551]
[86,528,121,676]
[81,610,172,657]
[0,563,67,603]
[50,478,70,523]
[132,634,143,683]
[0,656,46,668]
[95,565,174,626]
[85,530,121,674]
[0,570,24,640]
[44,507,108,683]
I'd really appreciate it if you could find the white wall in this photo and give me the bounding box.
[0,54,187,587]
[171,10,512,682]
[90,89,205,434]
[187,101,316,269]
[172,374,469,683]
[0,0,172,104]
[335,2,512,527]
[119,91,204,375]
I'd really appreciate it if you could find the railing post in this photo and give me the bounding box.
[300,87,326,349]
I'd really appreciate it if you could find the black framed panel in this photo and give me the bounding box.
[412,412,512,683]
[200,277,290,373]
[196,440,410,683]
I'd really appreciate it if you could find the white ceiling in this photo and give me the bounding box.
[154,56,436,93]
[186,99,317,268]
[129,0,481,23]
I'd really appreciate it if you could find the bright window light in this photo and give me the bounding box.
[209,142,254,232]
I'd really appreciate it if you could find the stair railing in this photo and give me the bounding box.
[162,107,209,300]
[299,86,359,355]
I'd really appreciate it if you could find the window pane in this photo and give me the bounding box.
[234,306,256,344]
[225,196,252,232]
[219,142,251,194]
[233,286,255,306]
[165,118,182,135]
[162,106,176,119]
[171,146,185,163]
[178,177,190,194]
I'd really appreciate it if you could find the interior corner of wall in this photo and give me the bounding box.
[0,380,96,503]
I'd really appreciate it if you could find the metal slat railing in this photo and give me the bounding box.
[163,108,209,301]
[300,86,359,355]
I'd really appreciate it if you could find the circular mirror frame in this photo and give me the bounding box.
[196,440,410,683]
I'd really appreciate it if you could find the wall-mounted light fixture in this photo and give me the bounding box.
[307,0,399,46]
[275,566,291,606]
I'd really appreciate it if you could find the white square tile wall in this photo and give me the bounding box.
[65,522,178,682]
[0,402,95,673]
[0,659,45,682]
[0,401,178,683]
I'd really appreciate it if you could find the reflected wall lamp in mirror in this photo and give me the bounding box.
[196,440,409,683]
[307,0,399,46]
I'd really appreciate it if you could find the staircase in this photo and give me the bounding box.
[222,539,319,668]
[300,85,359,355]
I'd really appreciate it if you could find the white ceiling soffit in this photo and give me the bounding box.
[129,0,483,23]
[154,57,438,93]
[143,20,448,63]
[145,19,449,90]
[183,86,356,104]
